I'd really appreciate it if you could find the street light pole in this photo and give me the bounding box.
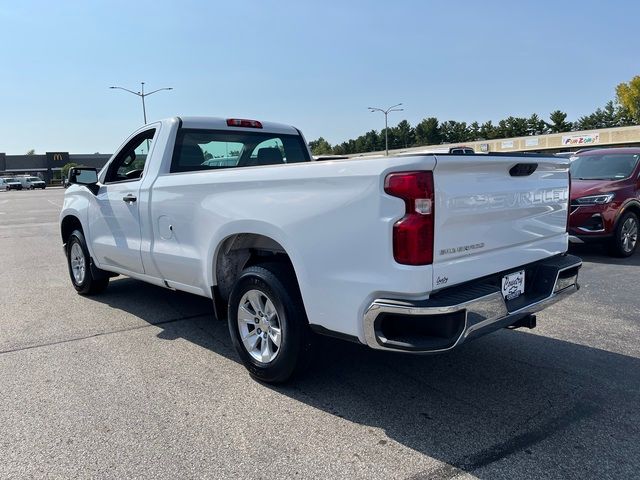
[368,103,404,156]
[109,82,173,124]
[141,82,147,124]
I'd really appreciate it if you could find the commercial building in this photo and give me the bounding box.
[349,124,640,158]
[0,152,111,184]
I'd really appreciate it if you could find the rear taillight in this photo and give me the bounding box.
[384,171,435,265]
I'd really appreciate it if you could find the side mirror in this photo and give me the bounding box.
[69,167,99,194]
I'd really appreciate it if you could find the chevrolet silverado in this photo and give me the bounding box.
[60,116,582,382]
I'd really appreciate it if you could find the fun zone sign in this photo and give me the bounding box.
[561,132,600,146]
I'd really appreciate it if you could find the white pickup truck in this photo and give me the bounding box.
[60,116,581,382]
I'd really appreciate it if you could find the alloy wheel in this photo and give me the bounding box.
[237,289,282,363]
[70,242,86,284]
[621,217,638,254]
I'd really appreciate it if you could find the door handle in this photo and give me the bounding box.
[122,194,137,203]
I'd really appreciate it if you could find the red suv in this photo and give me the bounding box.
[569,147,640,257]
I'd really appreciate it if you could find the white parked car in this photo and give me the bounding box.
[18,176,46,189]
[0,177,23,190]
[60,116,581,382]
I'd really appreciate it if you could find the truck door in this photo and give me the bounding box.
[88,128,156,274]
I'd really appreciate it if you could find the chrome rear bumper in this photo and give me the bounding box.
[363,254,582,353]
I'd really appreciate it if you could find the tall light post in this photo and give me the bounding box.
[368,103,404,156]
[109,82,173,124]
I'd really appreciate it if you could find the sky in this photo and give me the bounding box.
[0,0,638,154]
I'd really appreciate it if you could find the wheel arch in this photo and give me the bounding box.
[60,214,84,245]
[210,229,305,320]
[616,200,640,229]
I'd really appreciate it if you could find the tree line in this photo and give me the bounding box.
[309,75,640,156]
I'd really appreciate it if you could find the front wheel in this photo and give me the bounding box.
[66,230,109,295]
[228,263,312,383]
[610,211,638,257]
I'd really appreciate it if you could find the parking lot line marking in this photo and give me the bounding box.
[0,221,58,229]
[47,199,62,208]
[0,312,210,356]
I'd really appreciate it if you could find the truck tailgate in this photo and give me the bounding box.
[431,154,569,289]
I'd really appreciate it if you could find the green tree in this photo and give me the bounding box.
[575,100,631,130]
[414,117,441,145]
[380,127,400,150]
[26,149,35,155]
[616,75,640,123]
[527,114,547,135]
[501,116,529,137]
[547,110,572,133]
[439,121,470,143]
[395,120,415,148]
[479,121,496,139]
[468,122,481,141]
[601,101,619,128]
[514,117,529,136]
[332,144,346,155]
[308,137,333,155]
[615,105,635,127]
[495,119,508,138]
[362,130,380,151]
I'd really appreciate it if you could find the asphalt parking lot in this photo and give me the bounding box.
[0,188,638,479]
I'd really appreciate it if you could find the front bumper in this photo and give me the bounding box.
[363,254,582,353]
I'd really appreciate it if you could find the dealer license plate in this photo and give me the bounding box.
[502,270,525,301]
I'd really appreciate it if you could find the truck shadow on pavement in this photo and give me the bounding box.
[569,243,640,266]
[92,277,640,479]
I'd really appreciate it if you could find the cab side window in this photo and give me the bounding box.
[105,129,156,183]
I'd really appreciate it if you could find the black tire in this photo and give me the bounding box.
[609,211,639,257]
[66,229,109,295]
[228,262,313,383]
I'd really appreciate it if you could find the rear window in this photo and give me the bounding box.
[171,129,311,173]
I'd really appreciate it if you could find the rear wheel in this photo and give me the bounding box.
[66,230,109,295]
[610,211,638,257]
[228,263,312,383]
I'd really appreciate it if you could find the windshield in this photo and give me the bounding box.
[570,153,640,180]
[27,177,41,181]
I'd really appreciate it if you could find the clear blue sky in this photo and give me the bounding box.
[0,0,637,154]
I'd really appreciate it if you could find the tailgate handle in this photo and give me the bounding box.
[509,163,538,177]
